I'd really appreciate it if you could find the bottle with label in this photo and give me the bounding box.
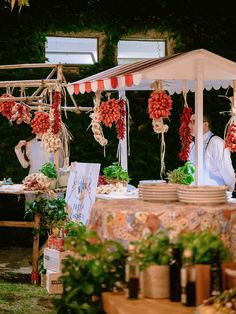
[169,247,182,302]
[180,248,196,307]
[210,251,222,297]
[125,245,140,299]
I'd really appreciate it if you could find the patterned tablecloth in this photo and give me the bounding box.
[89,198,236,259]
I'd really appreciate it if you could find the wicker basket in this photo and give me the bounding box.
[143,265,170,299]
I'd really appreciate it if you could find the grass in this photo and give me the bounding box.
[0,281,58,314]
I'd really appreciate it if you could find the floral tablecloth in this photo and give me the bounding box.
[89,198,236,260]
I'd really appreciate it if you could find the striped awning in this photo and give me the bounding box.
[66,54,181,94]
[66,49,236,95]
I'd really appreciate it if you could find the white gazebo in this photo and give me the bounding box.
[66,48,236,184]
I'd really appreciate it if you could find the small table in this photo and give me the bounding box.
[0,184,42,283]
[102,292,195,314]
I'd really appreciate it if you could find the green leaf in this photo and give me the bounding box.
[81,282,94,295]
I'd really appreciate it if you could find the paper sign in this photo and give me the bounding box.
[65,162,100,225]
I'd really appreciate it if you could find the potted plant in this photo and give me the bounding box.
[39,162,58,189]
[166,161,195,185]
[176,230,231,264]
[54,223,126,313]
[25,196,68,237]
[132,229,171,299]
[103,162,130,186]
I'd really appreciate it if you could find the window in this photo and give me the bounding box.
[45,36,98,65]
[117,40,166,65]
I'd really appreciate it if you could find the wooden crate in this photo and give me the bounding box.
[46,269,63,294]
[43,248,76,272]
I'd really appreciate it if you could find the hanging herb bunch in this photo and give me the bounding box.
[179,95,193,161]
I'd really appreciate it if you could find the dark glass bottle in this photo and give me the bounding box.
[180,248,196,307]
[210,251,222,297]
[169,247,181,302]
[125,246,140,299]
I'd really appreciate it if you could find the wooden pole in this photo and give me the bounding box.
[32,212,41,284]
[0,96,43,102]
[0,63,58,70]
[0,79,65,88]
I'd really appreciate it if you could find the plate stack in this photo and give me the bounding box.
[177,185,227,204]
[138,183,179,202]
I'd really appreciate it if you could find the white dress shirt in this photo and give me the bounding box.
[15,137,55,174]
[189,131,236,191]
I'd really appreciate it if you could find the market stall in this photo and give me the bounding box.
[0,63,85,281]
[67,48,236,184]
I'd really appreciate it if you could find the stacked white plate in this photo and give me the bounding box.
[177,185,227,204]
[138,183,179,202]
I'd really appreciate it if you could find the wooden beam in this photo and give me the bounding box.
[0,79,65,88]
[32,68,57,97]
[0,221,35,228]
[0,63,58,70]
[0,96,43,102]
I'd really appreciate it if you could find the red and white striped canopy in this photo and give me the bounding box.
[66,49,236,95]
[66,54,181,94]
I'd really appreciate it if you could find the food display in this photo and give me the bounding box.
[97,162,129,195]
[197,288,236,314]
[22,172,51,191]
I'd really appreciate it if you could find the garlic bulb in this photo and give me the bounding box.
[42,131,62,153]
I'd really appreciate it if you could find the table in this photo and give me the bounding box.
[89,198,236,259]
[102,292,195,314]
[0,184,42,283]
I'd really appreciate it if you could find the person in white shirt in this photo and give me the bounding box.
[15,136,54,174]
[188,112,236,192]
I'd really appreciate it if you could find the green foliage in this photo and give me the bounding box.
[103,162,130,182]
[25,196,67,236]
[132,229,171,269]
[39,162,58,179]
[167,161,195,185]
[54,223,126,314]
[176,230,232,264]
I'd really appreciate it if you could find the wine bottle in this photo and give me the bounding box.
[169,247,181,302]
[210,251,222,297]
[125,245,140,299]
[180,248,196,306]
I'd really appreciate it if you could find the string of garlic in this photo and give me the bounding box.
[42,131,62,153]
[90,103,108,147]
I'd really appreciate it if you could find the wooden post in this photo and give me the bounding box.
[31,212,41,284]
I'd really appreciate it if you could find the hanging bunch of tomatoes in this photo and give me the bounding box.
[99,98,121,127]
[147,90,172,120]
[98,97,127,140]
[179,107,193,161]
[31,111,50,135]
[0,93,16,119]
[225,121,236,152]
